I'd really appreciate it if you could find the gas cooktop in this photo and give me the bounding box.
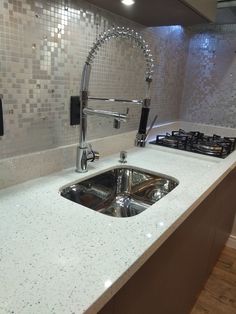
[149,129,236,159]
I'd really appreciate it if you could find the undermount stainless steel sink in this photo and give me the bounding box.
[60,167,178,218]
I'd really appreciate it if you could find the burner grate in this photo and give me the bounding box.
[149,129,236,158]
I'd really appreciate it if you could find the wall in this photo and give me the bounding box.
[181,23,236,240]
[181,24,236,128]
[0,0,188,160]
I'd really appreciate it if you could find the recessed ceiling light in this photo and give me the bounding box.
[121,0,135,6]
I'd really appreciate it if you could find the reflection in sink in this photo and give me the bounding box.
[60,167,178,218]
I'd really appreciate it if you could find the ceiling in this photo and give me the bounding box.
[216,0,236,23]
[86,0,209,26]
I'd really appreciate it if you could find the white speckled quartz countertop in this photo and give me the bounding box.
[0,144,236,314]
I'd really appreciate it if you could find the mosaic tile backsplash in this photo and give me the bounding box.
[181,24,236,128]
[0,0,188,159]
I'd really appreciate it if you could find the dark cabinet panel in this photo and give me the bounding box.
[207,168,236,274]
[86,0,217,26]
[99,167,236,314]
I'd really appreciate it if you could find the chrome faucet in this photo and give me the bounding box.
[76,26,154,173]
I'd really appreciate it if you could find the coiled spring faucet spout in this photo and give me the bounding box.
[76,26,154,173]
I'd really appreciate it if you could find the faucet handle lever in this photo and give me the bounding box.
[146,114,158,138]
[87,143,100,162]
[135,114,158,147]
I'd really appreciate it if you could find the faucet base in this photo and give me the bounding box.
[76,144,100,173]
[76,145,88,173]
[75,169,88,173]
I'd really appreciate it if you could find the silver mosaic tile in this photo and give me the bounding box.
[181,24,236,129]
[0,0,188,159]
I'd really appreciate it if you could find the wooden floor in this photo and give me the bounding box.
[191,246,236,314]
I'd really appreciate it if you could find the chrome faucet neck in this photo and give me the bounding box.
[86,27,154,82]
[76,27,155,173]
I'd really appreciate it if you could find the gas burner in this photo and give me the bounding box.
[156,134,187,149]
[192,142,225,156]
[172,129,204,139]
[149,129,236,158]
[162,137,179,148]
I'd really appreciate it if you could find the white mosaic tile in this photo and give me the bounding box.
[0,0,188,159]
[181,24,236,128]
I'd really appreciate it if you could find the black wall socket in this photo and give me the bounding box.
[70,96,80,125]
[0,98,4,136]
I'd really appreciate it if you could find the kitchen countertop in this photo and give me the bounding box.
[0,145,236,314]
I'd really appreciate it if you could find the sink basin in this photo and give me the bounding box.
[60,167,178,218]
